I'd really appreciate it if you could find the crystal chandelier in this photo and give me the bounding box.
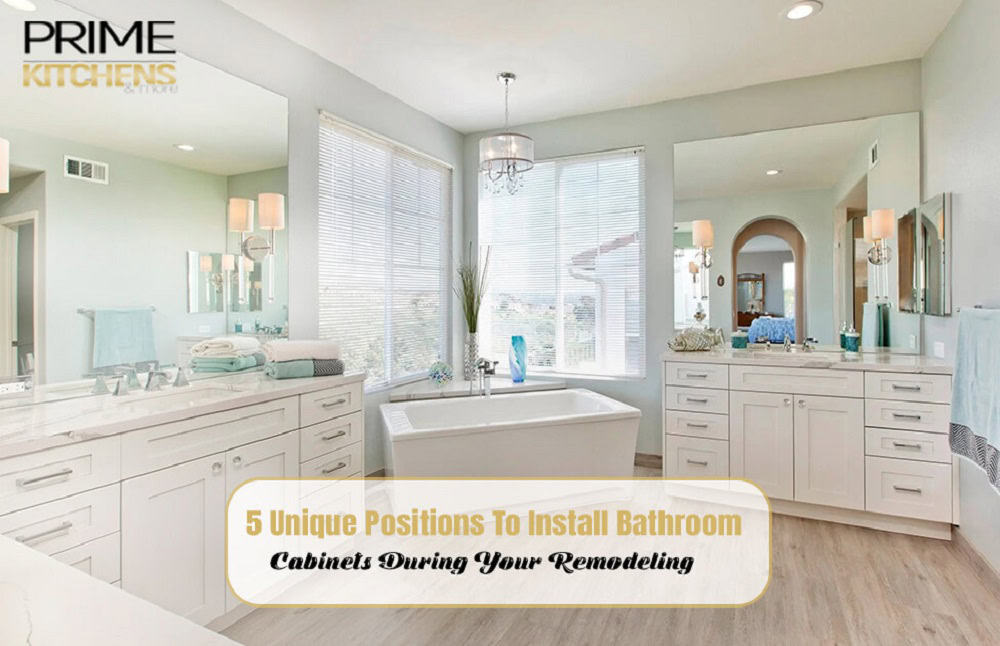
[479,72,534,195]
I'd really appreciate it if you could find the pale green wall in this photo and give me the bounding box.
[2,126,230,382]
[922,0,1000,574]
[675,188,836,343]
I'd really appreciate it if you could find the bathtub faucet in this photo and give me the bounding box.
[476,358,499,398]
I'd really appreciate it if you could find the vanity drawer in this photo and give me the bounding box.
[865,456,951,523]
[663,362,728,389]
[300,442,364,479]
[300,382,363,428]
[664,436,729,478]
[865,427,951,464]
[0,484,120,556]
[865,399,951,434]
[0,437,120,515]
[865,373,952,404]
[664,386,728,415]
[730,365,863,397]
[300,411,364,463]
[121,396,299,478]
[664,410,729,441]
[52,532,121,584]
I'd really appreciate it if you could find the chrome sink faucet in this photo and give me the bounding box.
[476,358,499,398]
[145,371,169,392]
[783,334,792,352]
[801,337,819,352]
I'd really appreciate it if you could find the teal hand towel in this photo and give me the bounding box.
[264,359,315,379]
[192,353,265,373]
[92,308,156,369]
[950,308,1000,491]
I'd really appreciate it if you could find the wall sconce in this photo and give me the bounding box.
[0,137,9,194]
[257,192,285,303]
[688,261,700,283]
[691,219,714,268]
[867,208,894,266]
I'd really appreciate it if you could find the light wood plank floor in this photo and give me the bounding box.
[224,467,1000,645]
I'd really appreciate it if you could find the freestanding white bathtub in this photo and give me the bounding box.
[380,388,640,477]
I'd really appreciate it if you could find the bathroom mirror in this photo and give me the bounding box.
[673,112,921,352]
[0,0,288,385]
[899,193,951,316]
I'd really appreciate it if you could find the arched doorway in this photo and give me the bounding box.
[732,218,806,341]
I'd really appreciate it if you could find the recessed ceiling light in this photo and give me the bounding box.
[2,0,37,11]
[766,169,783,176]
[785,1,823,20]
[174,144,195,152]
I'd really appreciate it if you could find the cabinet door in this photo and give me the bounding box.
[794,395,865,510]
[224,432,299,612]
[729,391,794,500]
[122,454,226,625]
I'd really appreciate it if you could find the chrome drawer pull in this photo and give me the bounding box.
[321,461,348,475]
[892,413,923,421]
[16,468,73,488]
[321,429,348,441]
[685,422,709,429]
[685,373,709,379]
[891,384,922,392]
[16,521,73,545]
[686,459,709,466]
[685,397,709,404]
[892,441,922,450]
[321,398,348,409]
[893,485,923,494]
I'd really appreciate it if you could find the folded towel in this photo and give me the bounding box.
[265,358,345,380]
[191,352,265,373]
[950,308,1000,492]
[93,308,156,369]
[190,336,261,358]
[262,340,341,363]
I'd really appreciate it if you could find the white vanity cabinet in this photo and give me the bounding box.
[0,373,366,629]
[664,356,954,538]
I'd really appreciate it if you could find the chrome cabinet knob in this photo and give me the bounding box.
[783,398,791,407]
[232,456,242,467]
[797,399,806,408]
[211,461,223,474]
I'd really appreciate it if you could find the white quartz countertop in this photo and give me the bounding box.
[389,376,566,401]
[660,348,953,375]
[0,536,236,646]
[0,372,366,458]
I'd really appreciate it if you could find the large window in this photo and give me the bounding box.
[318,115,451,389]
[478,148,645,378]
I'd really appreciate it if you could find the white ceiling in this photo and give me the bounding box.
[0,0,287,176]
[673,117,884,201]
[740,235,792,253]
[223,0,960,133]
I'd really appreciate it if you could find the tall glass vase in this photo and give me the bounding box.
[509,335,526,383]
[463,332,479,381]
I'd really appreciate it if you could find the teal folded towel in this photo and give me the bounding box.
[265,358,345,380]
[93,308,156,369]
[191,352,265,373]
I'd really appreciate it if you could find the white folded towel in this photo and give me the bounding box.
[263,340,341,363]
[190,336,261,358]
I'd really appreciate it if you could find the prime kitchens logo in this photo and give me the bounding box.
[21,19,177,92]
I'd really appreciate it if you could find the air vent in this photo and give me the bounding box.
[64,155,109,185]
[868,140,879,170]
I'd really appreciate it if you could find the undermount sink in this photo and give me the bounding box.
[748,350,846,362]
[124,385,244,412]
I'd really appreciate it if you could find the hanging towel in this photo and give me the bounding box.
[262,340,341,363]
[264,358,345,380]
[92,308,156,369]
[191,352,265,373]
[861,302,891,348]
[950,308,1000,492]
[190,336,261,358]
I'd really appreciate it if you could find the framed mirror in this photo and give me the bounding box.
[900,193,951,316]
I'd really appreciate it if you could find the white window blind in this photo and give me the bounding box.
[479,148,645,378]
[318,115,451,389]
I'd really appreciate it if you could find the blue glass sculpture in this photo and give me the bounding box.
[509,335,527,383]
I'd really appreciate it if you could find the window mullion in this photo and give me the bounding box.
[384,148,394,384]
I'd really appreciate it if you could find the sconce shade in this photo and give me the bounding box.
[228,198,254,233]
[862,216,873,243]
[221,254,235,272]
[692,220,714,248]
[199,255,213,273]
[0,137,8,194]
[688,261,699,275]
[258,193,285,231]
[871,208,895,240]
